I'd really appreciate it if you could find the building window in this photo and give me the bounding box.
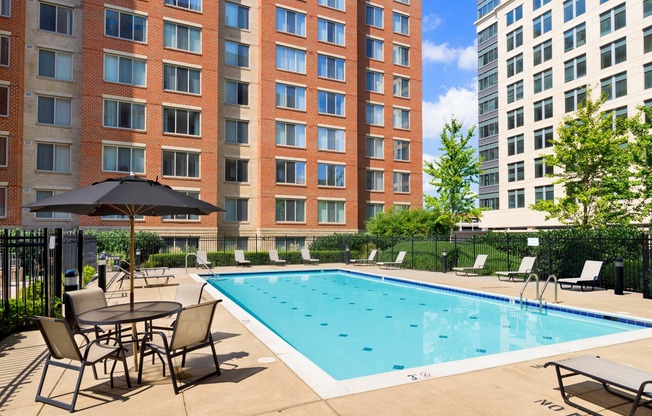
[366,136,383,158]
[276,160,306,184]
[534,157,554,178]
[318,18,345,46]
[507,135,524,156]
[563,0,585,22]
[102,145,144,173]
[225,80,249,106]
[318,54,345,81]
[507,82,523,103]
[600,3,626,36]
[480,167,499,186]
[366,4,383,28]
[366,38,384,61]
[318,91,345,116]
[225,158,248,183]
[276,199,305,222]
[479,117,499,139]
[507,107,524,129]
[366,103,384,126]
[506,5,523,26]
[0,35,8,67]
[318,127,345,152]
[163,191,200,221]
[600,38,627,69]
[507,54,523,77]
[163,63,200,94]
[646,0,652,17]
[276,45,306,73]
[393,76,409,98]
[394,139,409,161]
[478,0,499,18]
[224,198,248,222]
[508,188,525,208]
[105,9,145,42]
[225,2,249,29]
[35,191,69,219]
[564,23,586,52]
[0,187,6,217]
[533,11,552,38]
[393,172,410,193]
[478,69,498,92]
[162,150,199,178]
[276,121,306,148]
[601,72,627,100]
[605,106,628,130]
[535,185,554,202]
[275,237,306,251]
[506,26,523,52]
[105,54,146,87]
[478,23,497,44]
[478,44,498,68]
[225,41,249,68]
[318,0,344,11]
[393,108,410,129]
[40,2,73,35]
[507,162,525,182]
[225,119,249,144]
[645,27,652,54]
[36,143,70,172]
[318,163,345,187]
[533,39,552,66]
[534,69,553,93]
[533,0,551,11]
[103,99,145,130]
[163,107,201,136]
[0,0,9,17]
[479,192,499,210]
[366,170,384,191]
[0,85,7,116]
[534,127,553,149]
[534,98,553,121]
[38,49,72,81]
[393,12,409,35]
[564,54,587,82]
[164,22,201,53]
[479,142,498,162]
[276,83,306,111]
[645,64,652,89]
[366,70,384,93]
[564,86,587,112]
[318,200,345,224]
[37,96,71,126]
[276,7,306,36]
[165,0,201,11]
[0,136,6,167]
[393,44,409,66]
[366,203,383,220]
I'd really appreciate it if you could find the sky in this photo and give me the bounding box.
[421,2,478,196]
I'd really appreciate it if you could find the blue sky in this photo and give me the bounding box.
[421,2,478,195]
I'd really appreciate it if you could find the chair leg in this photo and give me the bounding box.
[69,365,86,412]
[209,336,221,376]
[166,352,180,394]
[35,356,51,403]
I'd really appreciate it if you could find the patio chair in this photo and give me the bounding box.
[32,316,131,413]
[544,356,652,416]
[452,254,488,276]
[234,250,251,267]
[150,282,207,332]
[137,301,222,394]
[269,250,286,266]
[377,251,407,269]
[301,249,319,265]
[351,249,378,265]
[65,287,109,342]
[496,256,536,282]
[558,260,604,291]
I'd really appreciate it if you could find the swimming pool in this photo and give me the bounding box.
[201,269,652,398]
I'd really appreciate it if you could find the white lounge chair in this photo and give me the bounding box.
[301,249,319,265]
[269,250,286,266]
[184,250,216,274]
[234,250,251,267]
[351,249,378,265]
[558,260,603,291]
[377,251,406,269]
[452,254,488,276]
[496,256,536,281]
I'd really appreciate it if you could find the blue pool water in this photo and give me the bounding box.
[206,270,647,381]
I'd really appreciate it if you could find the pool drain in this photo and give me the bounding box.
[258,357,276,364]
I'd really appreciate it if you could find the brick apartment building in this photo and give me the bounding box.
[0,0,422,247]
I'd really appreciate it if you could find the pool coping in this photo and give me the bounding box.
[193,269,652,399]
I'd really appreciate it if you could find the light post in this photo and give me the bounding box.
[98,252,108,292]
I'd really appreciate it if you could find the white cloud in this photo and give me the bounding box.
[422,14,442,31]
[422,40,477,71]
[422,87,478,142]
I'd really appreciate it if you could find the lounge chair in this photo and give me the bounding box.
[351,249,378,265]
[185,250,216,274]
[558,260,604,291]
[138,301,222,394]
[544,356,652,416]
[31,316,131,412]
[301,249,319,265]
[452,254,488,276]
[377,251,407,269]
[234,250,251,267]
[111,264,175,288]
[269,250,286,266]
[496,256,536,282]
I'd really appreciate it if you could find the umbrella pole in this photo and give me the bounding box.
[130,215,139,371]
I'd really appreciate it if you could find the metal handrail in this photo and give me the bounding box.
[539,274,558,304]
[519,273,539,309]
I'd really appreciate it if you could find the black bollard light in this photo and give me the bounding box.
[98,251,108,292]
[442,250,448,273]
[614,257,624,295]
[345,245,350,265]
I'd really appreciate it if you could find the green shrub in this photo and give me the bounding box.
[83,265,96,286]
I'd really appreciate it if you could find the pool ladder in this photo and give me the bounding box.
[519,273,558,313]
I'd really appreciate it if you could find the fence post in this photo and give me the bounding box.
[411,235,414,269]
[77,230,84,289]
[54,228,63,303]
[547,233,552,278]
[1,229,8,323]
[643,234,650,299]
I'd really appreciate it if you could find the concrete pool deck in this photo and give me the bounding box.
[2,264,652,415]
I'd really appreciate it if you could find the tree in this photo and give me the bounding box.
[365,207,449,236]
[423,117,483,235]
[627,105,652,222]
[530,91,635,228]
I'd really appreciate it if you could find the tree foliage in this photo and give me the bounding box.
[531,91,635,228]
[423,117,483,234]
[365,207,449,236]
[628,105,652,221]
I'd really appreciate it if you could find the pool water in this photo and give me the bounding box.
[207,270,645,381]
